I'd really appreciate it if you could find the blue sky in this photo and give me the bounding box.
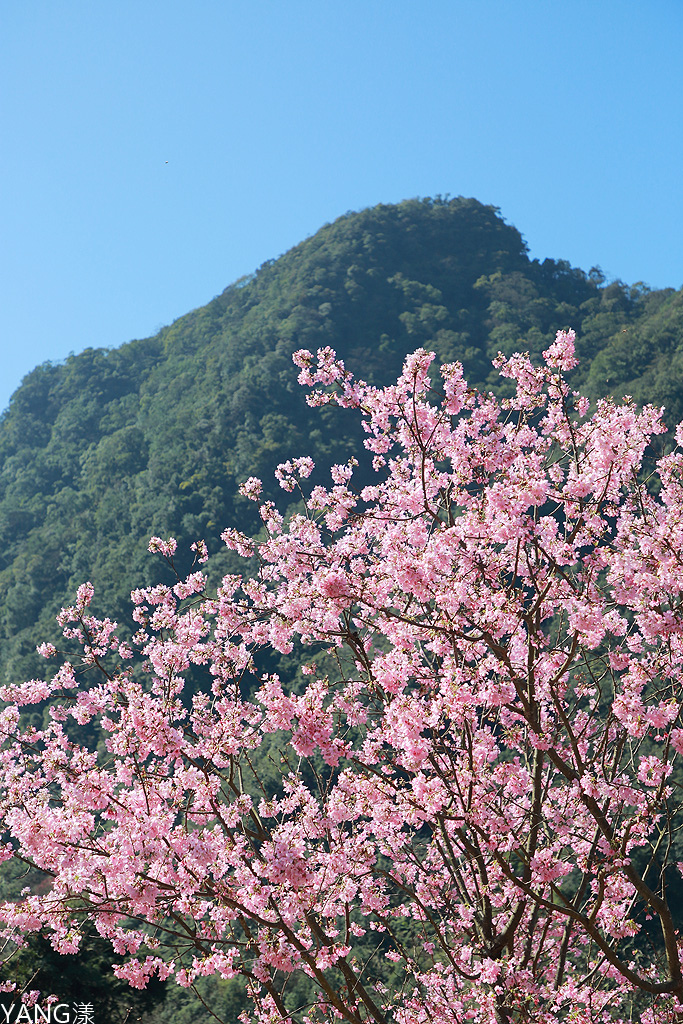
[1,1,682,413]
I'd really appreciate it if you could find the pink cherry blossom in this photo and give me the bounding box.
[3,333,683,1022]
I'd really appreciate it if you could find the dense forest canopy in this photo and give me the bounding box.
[2,197,681,689]
[1,196,682,1021]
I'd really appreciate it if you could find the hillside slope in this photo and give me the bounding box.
[0,196,681,687]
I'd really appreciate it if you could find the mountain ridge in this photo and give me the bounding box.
[0,195,681,688]
[2,195,683,1022]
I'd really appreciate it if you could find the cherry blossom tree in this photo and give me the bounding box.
[4,331,683,1022]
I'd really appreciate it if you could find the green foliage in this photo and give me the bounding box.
[0,929,167,1024]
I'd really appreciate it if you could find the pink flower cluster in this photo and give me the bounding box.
[3,332,683,1022]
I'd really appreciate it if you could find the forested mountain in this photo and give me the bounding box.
[3,197,682,689]
[1,195,683,1020]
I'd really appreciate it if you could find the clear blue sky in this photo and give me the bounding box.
[1,1,682,413]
